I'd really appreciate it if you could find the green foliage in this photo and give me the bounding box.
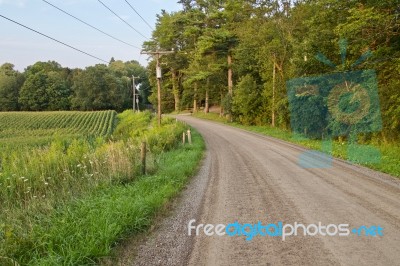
[0,60,151,112]
[145,118,186,154]
[24,61,63,76]
[23,130,204,265]
[221,93,232,115]
[19,70,70,111]
[0,110,195,264]
[71,64,120,111]
[71,61,150,112]
[232,75,263,125]
[113,110,152,140]
[0,64,23,111]
[151,0,399,142]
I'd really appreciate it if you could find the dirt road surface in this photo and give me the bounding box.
[130,115,400,266]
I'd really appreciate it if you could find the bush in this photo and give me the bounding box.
[232,75,263,125]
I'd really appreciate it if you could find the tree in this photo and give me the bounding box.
[71,61,149,112]
[71,64,113,111]
[19,70,70,111]
[147,0,400,142]
[334,0,400,141]
[25,61,64,76]
[144,9,205,112]
[19,61,72,111]
[0,63,23,111]
[232,75,263,125]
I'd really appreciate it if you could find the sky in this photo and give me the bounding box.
[0,0,182,71]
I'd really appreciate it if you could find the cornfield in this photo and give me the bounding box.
[0,110,117,147]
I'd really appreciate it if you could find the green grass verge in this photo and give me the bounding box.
[15,129,204,265]
[1,111,202,265]
[193,112,400,178]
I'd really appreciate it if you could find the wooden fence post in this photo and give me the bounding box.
[187,128,192,145]
[141,142,146,175]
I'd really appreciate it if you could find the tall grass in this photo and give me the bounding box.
[0,110,191,265]
[27,130,204,265]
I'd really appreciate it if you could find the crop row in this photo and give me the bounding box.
[0,111,117,144]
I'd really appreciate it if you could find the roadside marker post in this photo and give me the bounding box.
[187,129,192,145]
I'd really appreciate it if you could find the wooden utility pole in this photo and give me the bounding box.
[141,142,146,175]
[140,50,174,126]
[272,53,276,128]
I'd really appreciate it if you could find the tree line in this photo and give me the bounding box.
[145,0,399,141]
[0,59,150,113]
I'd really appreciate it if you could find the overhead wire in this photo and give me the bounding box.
[123,0,154,31]
[41,0,140,49]
[97,0,149,40]
[0,14,108,63]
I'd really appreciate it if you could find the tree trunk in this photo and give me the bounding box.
[220,89,224,117]
[193,82,198,113]
[205,89,209,114]
[228,53,233,96]
[171,69,180,112]
[205,79,209,113]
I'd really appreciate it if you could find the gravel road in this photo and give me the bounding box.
[130,115,400,266]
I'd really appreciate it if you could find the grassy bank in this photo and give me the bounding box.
[0,111,204,265]
[193,112,400,178]
[23,130,204,265]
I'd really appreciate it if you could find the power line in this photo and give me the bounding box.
[41,0,140,49]
[97,0,148,40]
[0,14,108,63]
[123,0,154,31]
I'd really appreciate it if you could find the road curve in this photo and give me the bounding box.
[131,115,400,266]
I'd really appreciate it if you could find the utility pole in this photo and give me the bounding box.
[141,49,174,126]
[272,53,276,128]
[132,75,140,112]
